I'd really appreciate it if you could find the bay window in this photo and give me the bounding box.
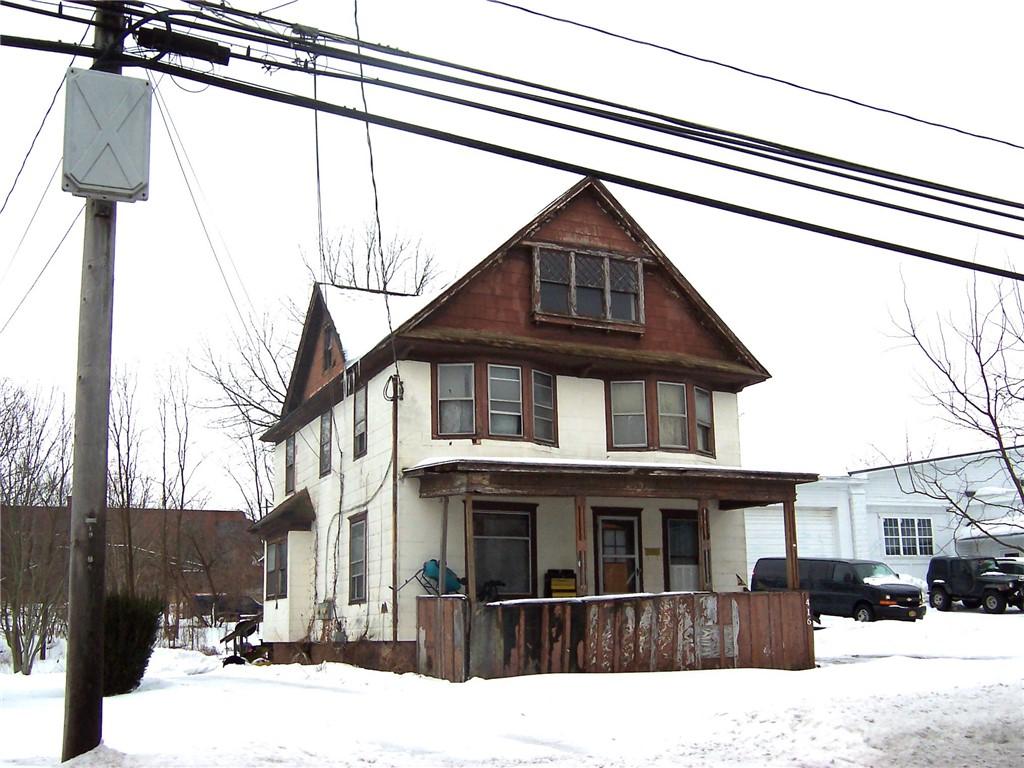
[438,363,475,435]
[695,387,713,454]
[532,371,555,443]
[488,365,523,436]
[657,382,688,449]
[610,381,647,447]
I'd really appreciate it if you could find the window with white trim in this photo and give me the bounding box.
[883,517,934,556]
[694,387,713,454]
[610,381,647,447]
[438,363,475,435]
[532,370,555,443]
[657,382,688,449]
[284,434,295,494]
[319,410,331,477]
[488,365,523,436]
[266,538,287,599]
[353,387,367,458]
[349,514,367,603]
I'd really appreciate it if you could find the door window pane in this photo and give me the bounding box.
[599,517,639,594]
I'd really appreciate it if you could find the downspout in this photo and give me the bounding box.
[390,373,402,643]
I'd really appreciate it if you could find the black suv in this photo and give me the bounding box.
[751,557,926,622]
[926,556,1024,613]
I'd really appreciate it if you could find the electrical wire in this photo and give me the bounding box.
[146,72,252,334]
[0,204,84,338]
[484,0,1024,153]
[79,51,1024,282]
[0,156,61,287]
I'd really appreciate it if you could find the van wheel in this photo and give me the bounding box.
[853,604,874,622]
[930,588,951,611]
[982,592,1006,614]
[961,598,982,610]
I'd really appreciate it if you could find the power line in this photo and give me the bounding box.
[0,156,62,287]
[146,73,251,332]
[180,0,1024,213]
[0,204,84,338]
[93,50,1024,282]
[484,0,1024,153]
[225,46,1024,244]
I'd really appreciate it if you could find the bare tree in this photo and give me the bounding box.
[0,381,72,674]
[895,277,1024,552]
[308,224,438,297]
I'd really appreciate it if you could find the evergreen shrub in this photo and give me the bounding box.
[103,593,163,696]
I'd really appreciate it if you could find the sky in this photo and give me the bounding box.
[3,1,1024,508]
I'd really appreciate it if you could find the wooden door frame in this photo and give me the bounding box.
[592,507,644,594]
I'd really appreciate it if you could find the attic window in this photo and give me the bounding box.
[534,247,643,325]
[322,324,334,372]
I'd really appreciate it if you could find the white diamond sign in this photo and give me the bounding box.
[63,68,152,202]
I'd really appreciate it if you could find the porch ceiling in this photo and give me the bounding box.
[250,488,315,539]
[404,457,817,508]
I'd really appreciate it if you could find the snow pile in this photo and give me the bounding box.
[2,611,1021,767]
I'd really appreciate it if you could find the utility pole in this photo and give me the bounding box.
[62,2,124,760]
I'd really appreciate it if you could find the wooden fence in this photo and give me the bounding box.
[417,591,814,681]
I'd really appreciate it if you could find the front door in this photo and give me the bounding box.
[663,513,699,591]
[596,514,642,594]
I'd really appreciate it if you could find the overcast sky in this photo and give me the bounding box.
[3,1,1023,507]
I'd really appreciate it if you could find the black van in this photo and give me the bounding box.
[751,557,926,622]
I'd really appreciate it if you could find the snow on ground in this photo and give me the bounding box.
[2,610,1022,768]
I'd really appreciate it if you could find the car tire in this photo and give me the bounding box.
[930,588,951,611]
[961,598,982,610]
[982,592,1007,614]
[853,603,874,622]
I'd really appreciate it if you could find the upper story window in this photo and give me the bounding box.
[532,371,555,443]
[488,365,523,437]
[608,377,715,455]
[284,434,296,494]
[535,247,642,325]
[657,382,688,449]
[322,324,335,372]
[266,538,287,599]
[434,362,556,445]
[610,381,647,448]
[438,363,475,435]
[353,387,367,458]
[695,387,713,454]
[319,411,332,477]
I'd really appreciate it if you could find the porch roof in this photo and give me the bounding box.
[404,457,817,509]
[249,488,315,539]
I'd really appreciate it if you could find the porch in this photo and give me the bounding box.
[404,457,817,680]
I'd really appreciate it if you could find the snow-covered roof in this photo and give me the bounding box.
[404,455,816,479]
[960,515,1024,540]
[320,283,444,365]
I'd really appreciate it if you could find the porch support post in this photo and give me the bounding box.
[697,498,712,591]
[574,495,588,596]
[783,494,799,590]
[464,495,476,603]
[437,496,449,676]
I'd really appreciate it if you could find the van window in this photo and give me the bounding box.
[834,563,855,585]
[752,559,786,589]
[806,561,834,590]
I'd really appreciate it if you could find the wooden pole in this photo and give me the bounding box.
[437,496,449,676]
[62,5,123,760]
[783,496,800,590]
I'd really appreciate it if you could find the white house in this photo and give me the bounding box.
[253,177,817,672]
[744,448,1024,582]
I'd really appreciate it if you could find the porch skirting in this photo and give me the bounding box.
[265,640,416,673]
[417,591,814,682]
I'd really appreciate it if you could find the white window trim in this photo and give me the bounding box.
[610,380,648,448]
[488,364,523,437]
[437,363,476,436]
[657,381,688,449]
